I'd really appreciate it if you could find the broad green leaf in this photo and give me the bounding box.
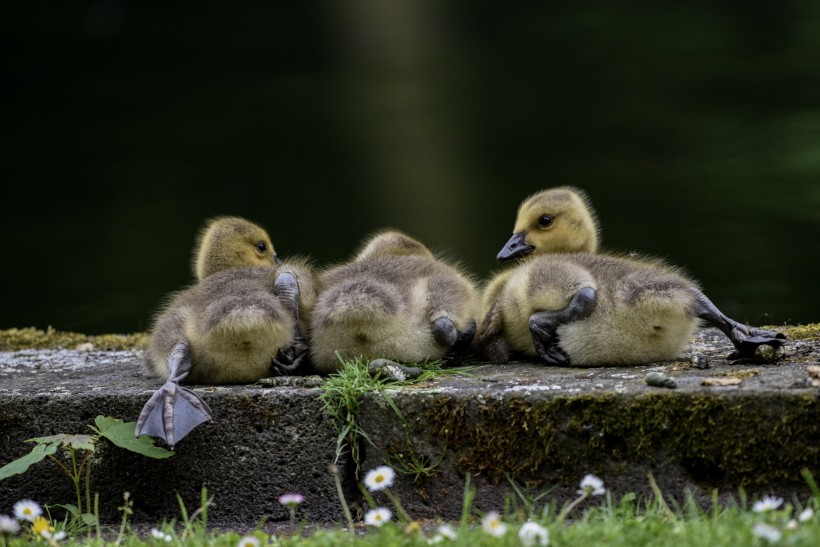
[51,504,79,517]
[62,434,95,451]
[81,513,98,526]
[93,416,174,459]
[26,433,95,452]
[0,442,58,480]
[26,434,70,445]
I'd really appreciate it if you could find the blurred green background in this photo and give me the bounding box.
[3,0,818,334]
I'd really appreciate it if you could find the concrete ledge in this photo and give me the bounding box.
[1,327,818,526]
[0,350,353,526]
[360,328,819,518]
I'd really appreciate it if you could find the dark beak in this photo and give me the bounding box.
[273,255,284,266]
[497,231,535,262]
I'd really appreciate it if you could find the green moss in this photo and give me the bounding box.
[0,327,149,351]
[424,391,819,489]
[781,323,820,341]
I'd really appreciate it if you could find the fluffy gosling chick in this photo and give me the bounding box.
[310,230,479,373]
[477,187,786,365]
[136,216,317,447]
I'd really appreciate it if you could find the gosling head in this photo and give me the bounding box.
[497,186,599,262]
[355,230,434,262]
[193,216,281,280]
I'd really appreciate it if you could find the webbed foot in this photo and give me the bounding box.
[529,286,597,366]
[135,341,212,448]
[693,292,787,358]
[135,382,212,449]
[432,316,458,347]
[446,319,477,366]
[271,328,314,376]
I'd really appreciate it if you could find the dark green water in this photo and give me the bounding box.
[3,1,819,334]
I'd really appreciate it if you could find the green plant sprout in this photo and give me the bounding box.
[0,415,173,533]
[318,354,472,477]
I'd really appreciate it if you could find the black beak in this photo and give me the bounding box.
[273,255,284,266]
[497,231,535,262]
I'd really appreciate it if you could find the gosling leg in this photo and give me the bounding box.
[692,291,786,357]
[271,271,313,376]
[529,287,597,365]
[135,341,212,449]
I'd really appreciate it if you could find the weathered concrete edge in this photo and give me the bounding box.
[358,385,820,520]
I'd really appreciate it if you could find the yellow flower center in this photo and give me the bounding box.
[23,508,32,516]
[375,474,384,483]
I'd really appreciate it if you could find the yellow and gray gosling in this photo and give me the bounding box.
[136,216,317,447]
[476,186,786,365]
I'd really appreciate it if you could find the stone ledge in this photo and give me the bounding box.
[0,327,817,526]
[0,350,353,526]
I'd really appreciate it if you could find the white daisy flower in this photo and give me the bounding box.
[364,466,396,492]
[150,528,172,542]
[798,506,814,522]
[427,535,444,544]
[278,493,305,507]
[518,521,550,546]
[577,474,606,496]
[0,515,20,534]
[42,530,67,541]
[752,523,781,543]
[364,507,392,527]
[13,500,42,522]
[481,511,507,537]
[436,524,457,540]
[753,496,784,513]
[237,535,260,547]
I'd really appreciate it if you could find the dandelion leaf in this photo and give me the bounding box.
[93,415,174,459]
[0,442,58,480]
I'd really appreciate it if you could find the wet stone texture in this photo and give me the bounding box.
[0,326,818,526]
[0,349,353,527]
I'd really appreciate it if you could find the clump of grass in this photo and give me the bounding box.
[318,355,470,470]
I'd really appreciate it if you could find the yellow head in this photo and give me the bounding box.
[497,186,599,262]
[354,230,434,262]
[193,216,280,279]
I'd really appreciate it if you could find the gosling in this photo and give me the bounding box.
[136,216,317,447]
[476,186,786,365]
[309,230,479,373]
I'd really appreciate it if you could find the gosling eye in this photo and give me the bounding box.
[256,241,267,253]
[537,215,553,228]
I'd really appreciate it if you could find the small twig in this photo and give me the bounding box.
[648,472,678,523]
[187,494,215,524]
[330,463,355,533]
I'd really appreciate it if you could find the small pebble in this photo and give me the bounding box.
[368,359,422,381]
[645,371,677,389]
[754,344,781,363]
[691,353,710,370]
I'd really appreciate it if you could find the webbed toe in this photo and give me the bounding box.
[135,382,212,449]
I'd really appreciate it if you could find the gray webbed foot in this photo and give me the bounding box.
[135,341,212,448]
[271,270,315,375]
[445,319,476,366]
[693,291,787,358]
[432,316,458,347]
[271,328,314,376]
[529,286,597,366]
[274,270,301,317]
